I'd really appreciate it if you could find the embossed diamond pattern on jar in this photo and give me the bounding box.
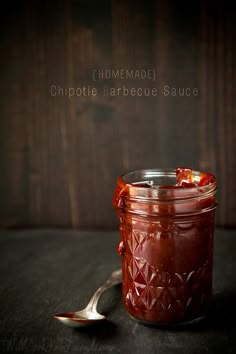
[128,256,158,286]
[124,252,211,319]
[139,286,158,311]
[126,230,149,254]
[155,221,180,239]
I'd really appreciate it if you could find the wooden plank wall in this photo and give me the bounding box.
[0,0,235,229]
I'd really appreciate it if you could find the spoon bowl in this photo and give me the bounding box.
[54,269,122,328]
[54,311,105,328]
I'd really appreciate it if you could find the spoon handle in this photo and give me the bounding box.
[85,269,122,312]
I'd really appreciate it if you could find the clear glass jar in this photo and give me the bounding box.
[113,168,217,326]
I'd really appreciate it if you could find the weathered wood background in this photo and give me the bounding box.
[0,0,235,229]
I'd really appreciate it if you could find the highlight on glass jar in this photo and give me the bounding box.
[113,168,217,327]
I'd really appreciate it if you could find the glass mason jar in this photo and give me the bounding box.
[113,168,217,326]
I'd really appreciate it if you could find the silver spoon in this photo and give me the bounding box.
[54,269,122,328]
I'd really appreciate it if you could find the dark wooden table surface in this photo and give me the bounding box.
[0,229,235,354]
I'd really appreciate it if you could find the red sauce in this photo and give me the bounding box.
[113,168,217,325]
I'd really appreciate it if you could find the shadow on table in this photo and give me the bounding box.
[72,287,236,335]
[189,291,236,332]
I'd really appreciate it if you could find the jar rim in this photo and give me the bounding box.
[118,168,217,202]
